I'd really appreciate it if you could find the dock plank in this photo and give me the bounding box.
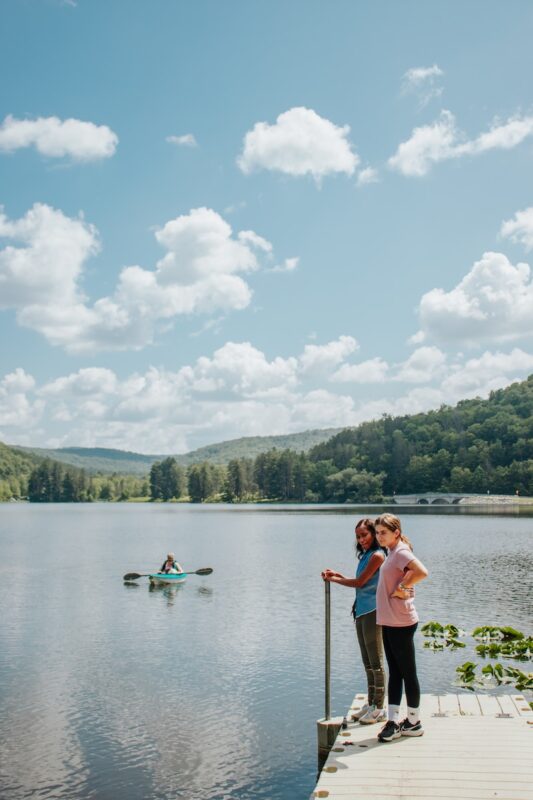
[312,693,533,800]
[457,692,481,715]
[476,692,501,715]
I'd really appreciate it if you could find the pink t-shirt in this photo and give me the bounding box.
[376,542,419,627]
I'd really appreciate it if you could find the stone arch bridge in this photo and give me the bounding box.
[392,493,480,505]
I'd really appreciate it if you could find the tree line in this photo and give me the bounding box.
[13,373,533,503]
[26,460,148,502]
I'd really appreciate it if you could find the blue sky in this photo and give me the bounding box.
[2,0,533,453]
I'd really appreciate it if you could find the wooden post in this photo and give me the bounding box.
[317,580,343,756]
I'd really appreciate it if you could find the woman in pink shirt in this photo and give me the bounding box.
[374,513,428,743]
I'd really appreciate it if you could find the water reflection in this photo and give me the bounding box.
[148,582,185,606]
[0,504,531,800]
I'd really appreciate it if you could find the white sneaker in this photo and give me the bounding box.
[359,706,387,725]
[351,703,370,721]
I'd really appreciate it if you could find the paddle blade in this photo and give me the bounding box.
[123,572,143,581]
[194,567,213,576]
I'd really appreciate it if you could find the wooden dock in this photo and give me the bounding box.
[312,692,533,800]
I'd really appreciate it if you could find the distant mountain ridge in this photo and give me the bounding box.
[15,428,343,475]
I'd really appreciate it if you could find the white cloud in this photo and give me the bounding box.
[442,348,533,397]
[270,257,299,273]
[0,114,118,161]
[299,336,359,373]
[501,207,533,252]
[401,64,444,106]
[4,340,533,453]
[237,106,359,181]
[331,357,389,383]
[40,368,118,397]
[181,341,299,398]
[395,346,447,383]
[0,205,287,353]
[388,110,459,176]
[166,133,198,147]
[356,167,379,186]
[389,110,533,177]
[0,203,99,308]
[349,386,446,424]
[237,230,273,253]
[415,251,533,345]
[0,368,42,428]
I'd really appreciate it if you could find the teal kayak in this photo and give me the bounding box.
[148,572,188,586]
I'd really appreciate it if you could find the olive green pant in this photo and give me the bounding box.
[355,610,385,709]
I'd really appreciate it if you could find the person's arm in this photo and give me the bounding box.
[174,561,183,573]
[391,557,428,598]
[322,552,384,588]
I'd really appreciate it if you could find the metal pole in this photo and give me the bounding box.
[325,579,331,720]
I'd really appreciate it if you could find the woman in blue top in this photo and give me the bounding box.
[322,518,386,725]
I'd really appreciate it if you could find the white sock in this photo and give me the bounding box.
[388,704,400,723]
[407,706,420,724]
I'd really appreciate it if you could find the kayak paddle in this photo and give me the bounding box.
[123,567,213,581]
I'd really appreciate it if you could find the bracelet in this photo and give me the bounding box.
[398,582,411,592]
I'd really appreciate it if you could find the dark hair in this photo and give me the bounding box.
[355,518,385,559]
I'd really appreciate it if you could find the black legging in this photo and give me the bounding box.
[382,623,420,708]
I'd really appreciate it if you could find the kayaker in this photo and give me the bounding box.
[160,552,183,574]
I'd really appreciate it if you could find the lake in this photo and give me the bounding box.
[0,503,532,799]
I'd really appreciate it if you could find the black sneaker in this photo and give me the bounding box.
[377,720,401,742]
[399,717,424,737]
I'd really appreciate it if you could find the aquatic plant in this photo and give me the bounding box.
[421,620,466,649]
[424,622,532,696]
[472,625,524,642]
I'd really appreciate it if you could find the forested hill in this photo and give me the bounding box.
[176,428,342,466]
[0,441,41,499]
[16,428,342,475]
[2,375,533,502]
[307,374,533,497]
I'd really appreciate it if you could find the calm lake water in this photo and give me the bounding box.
[1,503,532,800]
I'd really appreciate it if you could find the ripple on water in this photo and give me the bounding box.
[0,505,532,799]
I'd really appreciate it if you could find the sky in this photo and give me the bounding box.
[2,0,533,454]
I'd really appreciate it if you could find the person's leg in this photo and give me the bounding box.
[355,615,374,707]
[385,623,420,709]
[357,612,386,724]
[377,626,403,741]
[382,625,403,722]
[360,611,385,709]
[385,624,423,737]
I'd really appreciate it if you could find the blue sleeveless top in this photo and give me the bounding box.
[354,549,381,618]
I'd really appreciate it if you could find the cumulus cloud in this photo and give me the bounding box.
[0,114,118,161]
[414,251,533,345]
[356,167,379,186]
[389,110,533,176]
[331,357,389,383]
[501,207,533,252]
[4,338,533,452]
[0,202,99,309]
[237,106,359,182]
[0,204,286,353]
[166,133,198,147]
[181,341,299,398]
[401,64,444,106]
[0,368,42,428]
[442,348,533,397]
[394,346,447,383]
[299,336,359,373]
[269,257,299,273]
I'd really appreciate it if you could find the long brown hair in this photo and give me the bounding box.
[374,513,413,551]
